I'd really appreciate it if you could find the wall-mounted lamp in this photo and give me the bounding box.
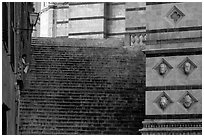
[14,12,39,31]
[29,12,39,27]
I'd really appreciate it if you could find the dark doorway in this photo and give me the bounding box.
[2,103,10,135]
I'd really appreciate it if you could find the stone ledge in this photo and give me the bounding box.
[143,47,202,57]
[140,118,202,135]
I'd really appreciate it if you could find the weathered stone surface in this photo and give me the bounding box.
[146,90,202,115]
[146,55,202,87]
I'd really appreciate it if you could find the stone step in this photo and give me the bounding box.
[20,113,101,120]
[19,128,101,135]
[25,85,110,89]
[20,103,112,109]
[20,109,111,116]
[20,94,108,99]
[19,120,92,127]
[19,128,89,135]
[19,109,115,117]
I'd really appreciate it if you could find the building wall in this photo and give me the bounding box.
[107,3,125,38]
[33,2,41,37]
[38,2,127,38]
[68,2,106,38]
[2,2,35,134]
[144,2,202,116]
[2,46,16,134]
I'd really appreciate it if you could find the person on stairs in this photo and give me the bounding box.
[16,54,29,90]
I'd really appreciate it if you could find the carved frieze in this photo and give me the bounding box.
[130,33,146,46]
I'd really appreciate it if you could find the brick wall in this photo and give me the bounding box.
[19,37,145,134]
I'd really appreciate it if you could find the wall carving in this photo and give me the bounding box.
[179,91,198,110]
[153,58,173,77]
[130,33,146,46]
[166,6,185,24]
[154,92,173,111]
[178,57,197,76]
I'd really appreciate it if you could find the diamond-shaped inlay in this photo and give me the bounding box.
[166,6,185,24]
[154,92,173,111]
[153,58,173,77]
[178,57,197,76]
[179,91,198,110]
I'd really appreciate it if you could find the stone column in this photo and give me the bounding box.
[140,2,202,135]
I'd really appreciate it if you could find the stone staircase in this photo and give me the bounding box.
[19,37,145,135]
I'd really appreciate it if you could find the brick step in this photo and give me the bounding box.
[27,82,107,86]
[20,94,108,99]
[32,51,93,55]
[26,84,108,88]
[20,99,116,105]
[20,92,108,97]
[19,110,110,116]
[20,102,118,108]
[31,54,124,58]
[24,87,113,91]
[27,71,97,74]
[19,114,104,121]
[26,81,105,86]
[27,83,108,87]
[20,95,106,101]
[31,43,121,48]
[19,124,113,131]
[32,62,94,65]
[20,106,116,111]
[19,111,116,119]
[19,122,128,131]
[19,128,102,135]
[20,102,113,108]
[26,76,115,80]
[33,57,92,60]
[26,76,108,80]
[21,88,113,93]
[19,109,113,116]
[20,90,124,97]
[27,70,96,73]
[23,86,132,91]
[19,120,93,127]
[19,131,78,135]
[26,77,103,81]
[32,53,89,56]
[19,128,91,134]
[19,124,89,130]
[27,79,105,82]
[27,69,95,72]
[26,75,109,79]
[19,121,112,128]
[20,101,107,105]
[31,55,125,59]
[19,117,110,124]
[26,80,106,84]
[26,78,110,82]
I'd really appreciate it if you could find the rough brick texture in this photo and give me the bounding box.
[19,37,145,135]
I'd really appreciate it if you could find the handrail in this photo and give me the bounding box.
[2,40,8,53]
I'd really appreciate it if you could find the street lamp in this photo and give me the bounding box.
[14,12,39,31]
[29,12,39,27]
